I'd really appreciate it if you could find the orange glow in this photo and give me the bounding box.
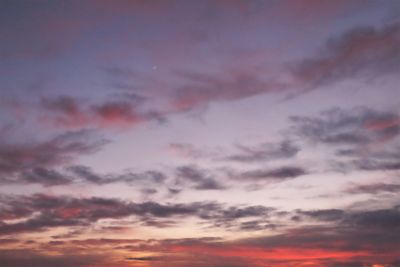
[170,245,368,260]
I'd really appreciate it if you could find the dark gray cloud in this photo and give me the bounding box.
[0,130,106,176]
[207,205,274,230]
[289,106,400,147]
[175,165,226,190]
[0,143,168,187]
[290,106,400,173]
[331,158,400,173]
[0,130,107,186]
[240,225,400,256]
[345,208,400,230]
[65,165,105,184]
[295,206,400,231]
[237,166,307,181]
[354,159,400,171]
[0,249,104,267]
[345,183,400,195]
[0,194,274,235]
[296,209,345,222]
[1,125,177,189]
[238,220,280,231]
[126,256,164,261]
[67,165,167,186]
[292,22,400,88]
[225,140,300,163]
[17,167,72,187]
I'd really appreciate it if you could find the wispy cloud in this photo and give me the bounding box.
[233,166,308,182]
[175,165,227,190]
[0,130,107,183]
[225,140,300,163]
[292,22,400,89]
[345,182,400,195]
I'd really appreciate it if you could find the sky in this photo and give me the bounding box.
[0,0,400,266]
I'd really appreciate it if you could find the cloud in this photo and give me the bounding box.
[210,205,274,230]
[295,206,400,232]
[2,204,399,266]
[290,107,400,147]
[168,143,208,159]
[43,235,364,266]
[238,220,280,231]
[168,139,300,163]
[290,106,400,174]
[17,167,72,186]
[41,96,159,129]
[11,228,400,267]
[328,262,364,267]
[91,101,147,127]
[41,96,89,128]
[0,194,274,235]
[0,122,172,187]
[345,159,400,172]
[345,208,400,230]
[296,209,345,222]
[6,20,399,135]
[345,183,400,195]
[235,166,307,182]
[0,239,19,245]
[170,68,285,112]
[292,22,400,88]
[0,250,104,267]
[175,165,226,190]
[126,256,163,261]
[0,130,106,179]
[0,163,169,188]
[67,165,167,186]
[98,22,399,116]
[173,213,400,265]
[225,140,300,163]
[331,157,400,173]
[0,130,110,187]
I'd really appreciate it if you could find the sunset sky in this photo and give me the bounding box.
[0,0,400,266]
